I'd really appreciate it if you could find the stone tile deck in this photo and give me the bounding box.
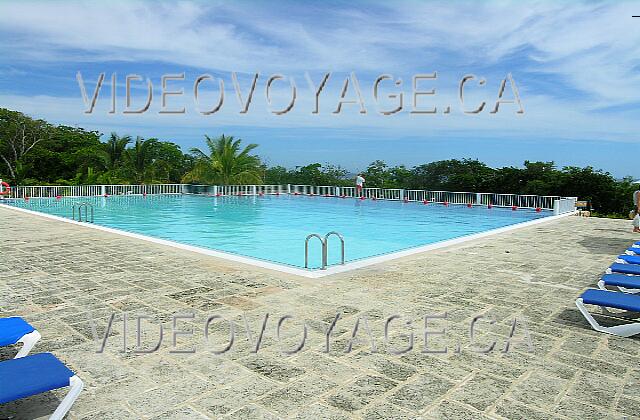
[1,205,639,419]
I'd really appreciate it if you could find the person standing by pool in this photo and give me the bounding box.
[633,189,640,232]
[355,174,365,197]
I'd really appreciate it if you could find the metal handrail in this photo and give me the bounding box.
[72,202,94,223]
[305,231,346,270]
[324,231,345,266]
[305,234,326,269]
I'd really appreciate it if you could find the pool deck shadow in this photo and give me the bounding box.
[2,206,640,419]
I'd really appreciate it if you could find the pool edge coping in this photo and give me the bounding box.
[0,201,575,279]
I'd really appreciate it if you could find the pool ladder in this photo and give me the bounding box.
[72,202,94,223]
[305,231,345,270]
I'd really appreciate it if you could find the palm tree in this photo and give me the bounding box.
[104,133,131,170]
[183,135,262,185]
[124,136,159,183]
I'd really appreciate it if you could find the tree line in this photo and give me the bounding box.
[0,108,635,217]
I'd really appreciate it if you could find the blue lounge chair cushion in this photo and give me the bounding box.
[581,289,640,312]
[0,317,35,346]
[627,247,640,254]
[610,263,640,275]
[618,255,640,265]
[602,274,640,289]
[0,353,74,404]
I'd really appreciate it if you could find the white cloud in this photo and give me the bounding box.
[0,0,638,150]
[2,0,639,105]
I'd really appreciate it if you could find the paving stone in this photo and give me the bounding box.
[258,373,337,415]
[223,404,282,419]
[292,403,352,420]
[555,396,614,420]
[622,369,640,399]
[564,370,620,409]
[348,351,418,381]
[147,406,211,419]
[493,398,554,420]
[424,400,491,420]
[615,396,640,418]
[78,406,137,419]
[387,373,456,413]
[127,378,211,417]
[239,354,306,382]
[399,353,473,381]
[449,372,512,411]
[290,350,366,384]
[551,350,627,378]
[326,374,398,412]
[192,374,279,416]
[509,372,568,409]
[362,401,420,420]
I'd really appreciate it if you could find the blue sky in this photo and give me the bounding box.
[0,0,639,177]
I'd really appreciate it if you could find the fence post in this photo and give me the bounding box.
[252,185,257,196]
[335,186,340,196]
[553,199,560,216]
[287,184,291,195]
[399,189,405,201]
[101,185,106,196]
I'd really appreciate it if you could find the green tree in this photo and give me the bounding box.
[264,165,290,184]
[388,165,412,189]
[123,137,186,183]
[409,159,495,191]
[25,125,104,183]
[363,160,392,188]
[104,133,132,170]
[0,109,52,182]
[288,163,349,186]
[150,141,191,183]
[183,134,263,185]
[555,166,620,214]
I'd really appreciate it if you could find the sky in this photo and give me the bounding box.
[0,0,639,177]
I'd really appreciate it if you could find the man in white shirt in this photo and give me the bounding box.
[355,174,365,197]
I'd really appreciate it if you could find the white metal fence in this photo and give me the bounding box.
[553,197,578,215]
[5,184,183,199]
[0,182,577,214]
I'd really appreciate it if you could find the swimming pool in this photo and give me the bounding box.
[2,194,552,272]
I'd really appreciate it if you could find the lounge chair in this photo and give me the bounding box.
[627,247,640,255]
[607,263,640,275]
[0,353,83,420]
[0,317,41,358]
[598,273,640,293]
[616,255,640,265]
[576,289,640,337]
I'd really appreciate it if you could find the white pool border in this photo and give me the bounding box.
[1,201,575,278]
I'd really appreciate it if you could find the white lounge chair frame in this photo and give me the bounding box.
[598,278,639,294]
[50,375,84,420]
[575,298,640,337]
[598,260,640,296]
[14,330,41,358]
[603,267,640,294]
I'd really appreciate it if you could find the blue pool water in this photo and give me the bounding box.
[3,195,550,269]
